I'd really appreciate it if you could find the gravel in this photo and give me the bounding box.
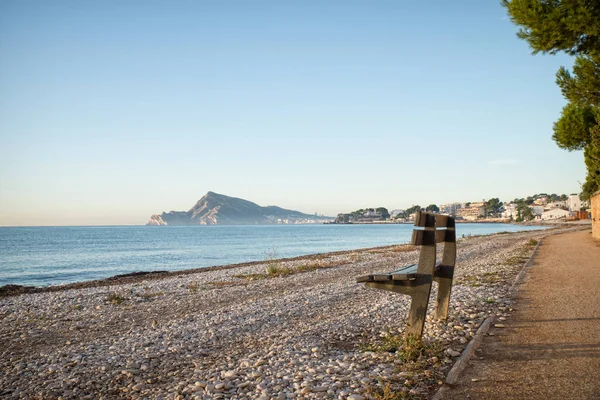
[0,226,578,399]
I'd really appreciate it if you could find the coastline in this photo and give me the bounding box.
[1,225,587,399]
[0,244,416,298]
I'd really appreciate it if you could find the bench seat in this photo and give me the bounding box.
[356,263,447,282]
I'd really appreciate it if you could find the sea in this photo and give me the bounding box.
[0,224,546,288]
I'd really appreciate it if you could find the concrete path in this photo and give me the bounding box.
[438,229,600,400]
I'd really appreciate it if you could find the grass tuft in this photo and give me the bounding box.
[106,292,127,305]
[362,333,444,399]
[187,282,200,293]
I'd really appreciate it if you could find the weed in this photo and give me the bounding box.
[527,238,538,247]
[207,280,243,288]
[233,255,340,281]
[187,282,200,293]
[362,334,444,399]
[106,292,127,305]
[503,254,527,265]
[137,289,164,300]
[363,332,441,362]
[233,272,267,281]
[365,381,409,400]
[264,263,293,277]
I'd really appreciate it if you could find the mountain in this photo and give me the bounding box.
[146,192,333,225]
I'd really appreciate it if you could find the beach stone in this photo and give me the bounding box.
[0,228,555,400]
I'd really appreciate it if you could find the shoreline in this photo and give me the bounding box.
[1,225,587,399]
[0,243,415,297]
[2,221,573,297]
[0,222,578,297]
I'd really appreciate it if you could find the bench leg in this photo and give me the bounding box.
[434,276,452,320]
[405,285,432,338]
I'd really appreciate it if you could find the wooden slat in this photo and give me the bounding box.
[414,211,455,228]
[391,273,417,281]
[372,274,394,281]
[435,229,456,243]
[414,212,436,227]
[356,275,372,283]
[390,263,418,275]
[411,229,436,245]
[433,214,455,228]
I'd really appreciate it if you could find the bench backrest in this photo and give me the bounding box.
[411,211,456,275]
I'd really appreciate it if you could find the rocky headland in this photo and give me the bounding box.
[0,226,583,399]
[147,192,333,226]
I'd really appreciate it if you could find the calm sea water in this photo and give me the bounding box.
[0,224,546,287]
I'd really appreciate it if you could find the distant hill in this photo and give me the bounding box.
[147,192,333,225]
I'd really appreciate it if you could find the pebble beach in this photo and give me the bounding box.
[0,226,580,400]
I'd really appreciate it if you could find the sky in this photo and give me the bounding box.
[0,1,587,226]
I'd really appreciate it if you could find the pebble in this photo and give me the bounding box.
[0,228,559,399]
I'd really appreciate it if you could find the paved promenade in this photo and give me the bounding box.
[439,229,600,399]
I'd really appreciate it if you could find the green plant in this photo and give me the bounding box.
[187,282,200,293]
[106,292,126,305]
[137,289,164,300]
[527,238,539,247]
[365,381,408,400]
[363,334,444,399]
[503,253,527,265]
[264,263,293,277]
[363,332,441,361]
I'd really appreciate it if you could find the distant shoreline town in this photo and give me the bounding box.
[333,193,591,224]
[146,191,591,226]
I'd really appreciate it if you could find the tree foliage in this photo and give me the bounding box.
[376,207,390,220]
[516,201,536,222]
[502,0,600,56]
[503,0,600,198]
[405,205,422,216]
[552,103,598,150]
[425,204,439,213]
[484,198,504,217]
[556,54,600,106]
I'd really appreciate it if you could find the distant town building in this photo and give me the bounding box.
[502,203,517,219]
[541,208,570,220]
[533,197,548,206]
[440,203,461,216]
[455,202,485,221]
[531,205,544,217]
[545,201,567,210]
[390,209,405,218]
[567,194,589,211]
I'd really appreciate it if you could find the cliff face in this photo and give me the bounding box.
[146,192,332,226]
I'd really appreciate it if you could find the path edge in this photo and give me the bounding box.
[431,315,495,400]
[432,236,545,399]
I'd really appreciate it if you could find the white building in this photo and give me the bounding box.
[390,209,405,218]
[567,194,589,211]
[531,205,544,217]
[541,208,570,220]
[440,203,461,216]
[502,203,517,219]
[545,201,567,210]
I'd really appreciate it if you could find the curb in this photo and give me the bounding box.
[509,237,543,294]
[431,315,495,400]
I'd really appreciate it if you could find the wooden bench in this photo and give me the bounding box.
[356,211,456,338]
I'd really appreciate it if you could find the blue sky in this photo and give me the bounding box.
[0,1,586,225]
